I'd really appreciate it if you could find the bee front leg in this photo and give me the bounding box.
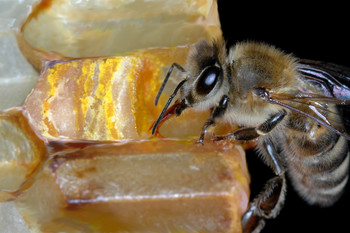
[198,95,229,143]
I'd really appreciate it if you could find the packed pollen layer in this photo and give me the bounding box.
[25,55,163,141]
[76,60,96,134]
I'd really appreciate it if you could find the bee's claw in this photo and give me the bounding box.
[197,134,205,145]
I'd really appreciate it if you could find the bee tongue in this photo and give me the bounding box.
[151,100,186,135]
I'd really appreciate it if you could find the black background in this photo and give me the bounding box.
[217,1,349,232]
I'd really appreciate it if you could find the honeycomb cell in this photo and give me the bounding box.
[16,139,249,233]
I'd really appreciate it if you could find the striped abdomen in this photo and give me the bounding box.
[283,110,349,206]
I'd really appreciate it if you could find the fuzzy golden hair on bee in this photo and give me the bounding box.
[186,38,227,77]
[228,41,299,99]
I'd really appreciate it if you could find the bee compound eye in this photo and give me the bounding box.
[195,66,221,96]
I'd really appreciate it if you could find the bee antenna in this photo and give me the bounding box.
[152,79,187,135]
[155,63,186,106]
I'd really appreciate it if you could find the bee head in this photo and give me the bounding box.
[180,39,228,109]
[151,39,229,135]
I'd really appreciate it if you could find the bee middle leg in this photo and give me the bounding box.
[210,111,288,233]
[214,110,287,141]
[199,107,288,232]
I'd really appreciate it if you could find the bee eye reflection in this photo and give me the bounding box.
[195,66,221,96]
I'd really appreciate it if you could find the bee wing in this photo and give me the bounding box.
[297,59,350,135]
[298,59,350,99]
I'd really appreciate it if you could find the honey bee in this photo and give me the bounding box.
[151,39,350,233]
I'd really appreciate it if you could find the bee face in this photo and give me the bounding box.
[181,64,224,108]
[179,39,230,110]
[150,39,230,134]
